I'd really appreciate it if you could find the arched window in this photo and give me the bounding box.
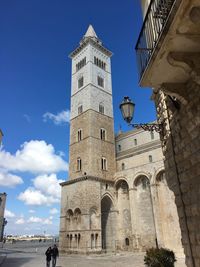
[100,128,106,141]
[149,155,153,162]
[77,158,82,171]
[134,139,137,145]
[150,131,154,140]
[118,144,121,151]
[78,234,81,248]
[78,129,82,142]
[101,157,107,170]
[97,76,104,87]
[99,103,104,114]
[78,105,83,114]
[78,76,84,88]
[122,163,125,170]
[125,238,129,246]
[74,208,81,223]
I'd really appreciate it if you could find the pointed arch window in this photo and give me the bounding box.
[122,163,125,170]
[101,157,107,170]
[150,131,154,140]
[100,128,106,141]
[97,76,104,87]
[78,76,84,89]
[99,103,104,114]
[78,129,82,142]
[78,105,83,114]
[77,157,82,171]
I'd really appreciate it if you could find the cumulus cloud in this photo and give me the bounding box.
[29,209,35,213]
[5,209,15,218]
[43,110,70,125]
[0,171,23,187]
[18,187,59,206]
[27,216,53,225]
[49,208,58,215]
[15,218,25,224]
[33,173,64,198]
[18,173,64,206]
[0,140,68,174]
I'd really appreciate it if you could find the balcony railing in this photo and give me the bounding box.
[135,0,175,81]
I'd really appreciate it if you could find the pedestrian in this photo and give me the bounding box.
[51,244,59,267]
[45,246,52,267]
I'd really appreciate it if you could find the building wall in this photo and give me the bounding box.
[154,81,200,266]
[0,193,6,242]
[69,109,116,180]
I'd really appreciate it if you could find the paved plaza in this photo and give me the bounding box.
[0,241,186,267]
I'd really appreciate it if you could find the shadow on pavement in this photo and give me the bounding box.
[2,257,34,267]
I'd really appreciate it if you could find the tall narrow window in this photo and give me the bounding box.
[122,163,125,170]
[134,139,137,145]
[101,157,107,170]
[78,129,82,142]
[149,155,153,163]
[100,128,106,141]
[78,76,84,88]
[97,76,104,87]
[150,131,154,140]
[99,104,104,114]
[78,105,83,114]
[77,158,82,171]
[118,145,121,151]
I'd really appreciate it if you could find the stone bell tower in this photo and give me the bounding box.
[68,25,116,180]
[59,25,117,253]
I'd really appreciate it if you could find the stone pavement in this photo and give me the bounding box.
[0,241,186,267]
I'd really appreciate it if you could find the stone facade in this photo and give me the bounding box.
[59,25,183,256]
[0,193,6,242]
[137,1,200,266]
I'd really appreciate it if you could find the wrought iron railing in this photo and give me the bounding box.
[135,0,175,80]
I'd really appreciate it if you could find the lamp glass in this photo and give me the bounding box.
[120,97,135,124]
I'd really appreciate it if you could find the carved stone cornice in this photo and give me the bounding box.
[167,52,200,85]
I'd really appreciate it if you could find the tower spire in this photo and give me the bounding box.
[84,24,98,38]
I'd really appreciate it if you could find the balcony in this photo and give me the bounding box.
[135,0,200,90]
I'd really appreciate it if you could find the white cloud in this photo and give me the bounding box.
[18,187,59,206]
[27,216,42,223]
[43,110,70,125]
[0,171,23,187]
[18,173,64,206]
[27,216,53,225]
[43,218,53,225]
[49,208,58,215]
[5,209,15,218]
[33,173,64,198]
[15,218,25,224]
[28,209,35,213]
[0,140,68,174]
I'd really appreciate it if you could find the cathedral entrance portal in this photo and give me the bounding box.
[101,196,115,251]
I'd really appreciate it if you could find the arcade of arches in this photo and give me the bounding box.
[60,171,183,255]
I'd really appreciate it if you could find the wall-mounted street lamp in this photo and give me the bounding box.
[119,96,163,133]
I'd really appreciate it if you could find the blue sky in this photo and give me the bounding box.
[0,0,156,236]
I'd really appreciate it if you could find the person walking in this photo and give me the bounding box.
[51,244,59,267]
[45,246,52,267]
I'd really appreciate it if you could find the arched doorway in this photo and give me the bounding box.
[101,195,115,251]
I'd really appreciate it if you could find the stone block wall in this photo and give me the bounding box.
[154,79,200,267]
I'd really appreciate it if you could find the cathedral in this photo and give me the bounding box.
[59,25,183,255]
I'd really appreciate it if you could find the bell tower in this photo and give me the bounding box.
[68,25,116,180]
